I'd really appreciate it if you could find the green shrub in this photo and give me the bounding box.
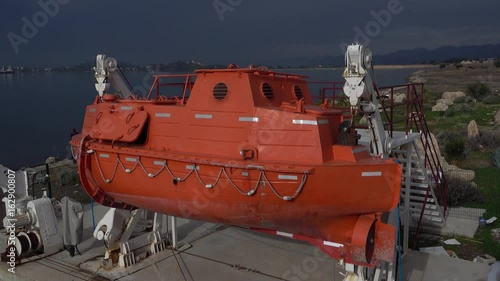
[336,98,349,107]
[467,82,491,101]
[469,130,500,151]
[454,96,467,103]
[439,64,446,69]
[481,131,500,148]
[445,136,467,161]
[423,89,440,104]
[444,104,472,117]
[447,176,483,206]
[482,95,500,104]
[444,110,455,117]
[437,131,464,149]
[495,60,500,68]
[453,103,473,113]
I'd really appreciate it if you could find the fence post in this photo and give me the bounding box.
[45,163,53,198]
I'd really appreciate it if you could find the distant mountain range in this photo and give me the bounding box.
[259,43,500,67]
[12,43,500,72]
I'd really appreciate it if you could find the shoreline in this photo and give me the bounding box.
[374,64,437,70]
[5,64,438,74]
[274,64,438,71]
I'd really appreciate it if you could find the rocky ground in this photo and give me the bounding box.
[409,63,500,132]
[409,62,500,261]
[410,63,500,94]
[0,158,90,227]
[387,64,500,201]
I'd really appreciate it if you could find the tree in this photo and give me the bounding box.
[467,81,491,101]
[445,137,466,162]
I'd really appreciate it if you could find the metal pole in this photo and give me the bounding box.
[45,163,52,198]
[170,216,177,249]
[403,142,412,255]
[91,199,96,230]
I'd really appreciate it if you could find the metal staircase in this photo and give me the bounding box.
[376,83,448,244]
[392,144,445,228]
[313,81,449,245]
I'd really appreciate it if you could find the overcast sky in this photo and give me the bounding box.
[1,0,499,66]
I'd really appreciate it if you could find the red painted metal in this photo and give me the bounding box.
[251,216,396,268]
[71,67,403,267]
[309,81,348,108]
[314,82,449,245]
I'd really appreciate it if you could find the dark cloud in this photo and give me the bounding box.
[0,0,499,66]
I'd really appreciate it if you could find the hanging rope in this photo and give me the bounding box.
[117,155,140,173]
[164,160,194,182]
[138,157,166,178]
[71,146,79,160]
[92,152,119,183]
[87,150,307,201]
[222,168,262,196]
[194,166,224,189]
[262,172,307,201]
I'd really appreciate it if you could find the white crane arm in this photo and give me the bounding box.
[342,44,374,107]
[342,44,391,158]
[94,55,134,98]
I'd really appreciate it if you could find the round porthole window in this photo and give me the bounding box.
[293,85,303,100]
[213,83,228,101]
[262,83,274,100]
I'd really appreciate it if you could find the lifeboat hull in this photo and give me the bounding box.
[74,135,401,267]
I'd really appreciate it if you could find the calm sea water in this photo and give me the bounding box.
[0,68,421,168]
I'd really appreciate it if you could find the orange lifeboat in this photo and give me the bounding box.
[70,67,401,267]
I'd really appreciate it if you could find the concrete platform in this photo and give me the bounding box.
[489,262,500,281]
[420,207,486,238]
[0,204,492,281]
[0,204,343,281]
[403,250,490,281]
[443,207,487,238]
[440,217,482,238]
